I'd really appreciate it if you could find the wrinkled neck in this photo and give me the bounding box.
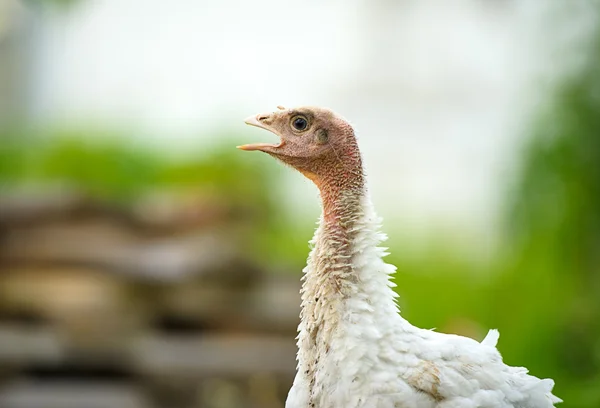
[316,167,365,227]
[307,171,379,300]
[295,170,406,393]
[297,175,403,361]
[309,168,401,316]
[299,170,368,316]
[321,189,363,229]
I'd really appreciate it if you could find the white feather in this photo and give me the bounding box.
[285,195,561,408]
[482,329,500,348]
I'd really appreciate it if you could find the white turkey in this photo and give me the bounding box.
[238,106,562,408]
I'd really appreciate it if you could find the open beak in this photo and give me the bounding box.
[237,113,284,151]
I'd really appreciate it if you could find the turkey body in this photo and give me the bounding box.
[285,196,560,408]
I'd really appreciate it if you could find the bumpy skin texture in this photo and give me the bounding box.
[241,107,562,408]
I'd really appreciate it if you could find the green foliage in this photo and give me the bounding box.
[0,129,277,206]
[23,0,80,9]
[499,13,600,408]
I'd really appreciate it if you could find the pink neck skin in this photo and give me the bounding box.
[319,178,364,227]
[314,146,365,227]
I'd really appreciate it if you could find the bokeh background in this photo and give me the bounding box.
[0,0,599,407]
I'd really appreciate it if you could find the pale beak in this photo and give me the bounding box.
[237,113,284,151]
[243,114,268,129]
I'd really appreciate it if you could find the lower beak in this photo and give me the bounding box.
[237,114,284,151]
[237,142,280,151]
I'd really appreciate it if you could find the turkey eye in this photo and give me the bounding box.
[291,116,308,131]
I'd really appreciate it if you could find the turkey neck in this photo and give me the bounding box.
[314,164,366,289]
[294,152,405,407]
[299,164,401,349]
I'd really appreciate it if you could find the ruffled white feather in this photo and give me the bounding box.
[286,196,561,408]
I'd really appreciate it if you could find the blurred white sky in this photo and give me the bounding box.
[2,0,590,249]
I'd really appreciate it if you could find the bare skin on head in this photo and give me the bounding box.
[238,106,365,221]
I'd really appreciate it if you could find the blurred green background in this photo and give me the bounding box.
[0,1,599,407]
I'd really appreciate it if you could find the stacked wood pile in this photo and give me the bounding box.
[0,188,301,408]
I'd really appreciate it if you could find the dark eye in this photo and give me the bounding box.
[291,116,308,131]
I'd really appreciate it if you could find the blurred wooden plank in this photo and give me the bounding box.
[0,381,149,408]
[0,325,65,365]
[0,189,237,232]
[132,334,296,376]
[0,188,84,225]
[0,265,273,335]
[241,274,300,332]
[0,224,241,281]
[0,325,296,377]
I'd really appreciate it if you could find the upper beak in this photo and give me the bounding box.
[243,114,268,129]
[237,113,284,151]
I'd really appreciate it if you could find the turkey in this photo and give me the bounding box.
[238,106,562,408]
